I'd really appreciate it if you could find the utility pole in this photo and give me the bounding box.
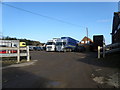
[118,1,120,12]
[86,27,88,44]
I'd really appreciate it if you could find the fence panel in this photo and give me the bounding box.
[0,46,30,62]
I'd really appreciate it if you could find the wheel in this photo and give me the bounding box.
[69,49,72,52]
[55,48,56,52]
[63,49,66,52]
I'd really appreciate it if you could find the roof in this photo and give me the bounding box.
[81,36,93,42]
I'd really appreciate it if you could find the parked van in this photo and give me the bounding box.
[20,42,26,47]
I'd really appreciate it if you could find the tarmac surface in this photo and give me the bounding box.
[2,51,119,88]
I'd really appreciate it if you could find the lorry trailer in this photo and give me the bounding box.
[55,37,79,52]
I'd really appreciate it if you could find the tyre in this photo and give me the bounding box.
[69,49,72,52]
[63,49,66,52]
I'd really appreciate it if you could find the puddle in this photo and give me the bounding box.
[47,81,61,88]
[49,81,61,86]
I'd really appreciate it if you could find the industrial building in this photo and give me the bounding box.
[111,12,120,44]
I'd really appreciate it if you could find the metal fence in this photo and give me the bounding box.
[98,43,120,59]
[0,46,30,63]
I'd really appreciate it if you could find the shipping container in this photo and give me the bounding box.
[92,35,105,51]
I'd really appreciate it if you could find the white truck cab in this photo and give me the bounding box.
[46,38,61,52]
[46,40,56,51]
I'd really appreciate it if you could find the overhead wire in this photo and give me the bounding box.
[1,2,86,28]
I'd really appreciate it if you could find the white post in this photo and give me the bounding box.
[17,41,20,63]
[27,46,30,61]
[103,43,105,58]
[98,46,100,59]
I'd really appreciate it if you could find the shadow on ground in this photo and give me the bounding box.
[2,67,53,88]
[77,52,120,68]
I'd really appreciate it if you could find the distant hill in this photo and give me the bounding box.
[1,36,44,46]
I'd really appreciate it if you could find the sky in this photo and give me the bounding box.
[2,2,118,44]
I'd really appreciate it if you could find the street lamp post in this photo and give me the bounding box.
[86,27,88,44]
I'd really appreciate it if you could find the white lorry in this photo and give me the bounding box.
[46,38,60,51]
[55,37,79,52]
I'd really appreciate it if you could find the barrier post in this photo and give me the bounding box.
[98,46,100,59]
[27,46,30,61]
[17,41,20,63]
[103,43,105,58]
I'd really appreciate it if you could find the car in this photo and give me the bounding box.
[10,50,17,53]
[33,47,43,51]
[0,50,7,54]
[29,46,34,51]
[0,50,17,54]
[0,45,7,47]
[74,46,86,52]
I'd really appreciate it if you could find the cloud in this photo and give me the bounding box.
[97,19,111,23]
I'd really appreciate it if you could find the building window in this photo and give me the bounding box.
[81,41,84,44]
